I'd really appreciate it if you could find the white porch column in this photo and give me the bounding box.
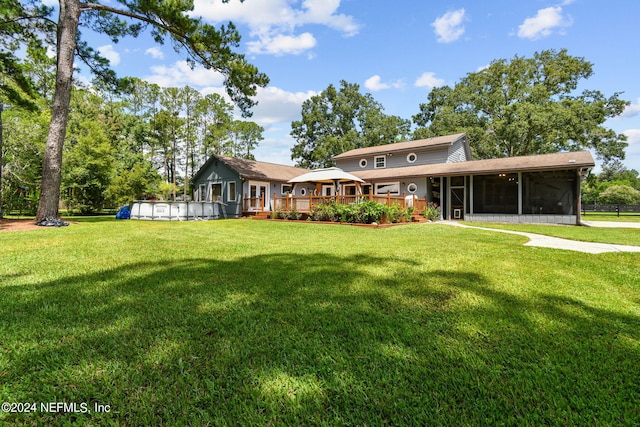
[518,172,523,215]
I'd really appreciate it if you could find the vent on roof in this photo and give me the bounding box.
[569,159,576,163]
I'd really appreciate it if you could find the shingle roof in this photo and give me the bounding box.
[352,150,595,181]
[333,133,467,160]
[193,154,309,183]
[219,155,309,181]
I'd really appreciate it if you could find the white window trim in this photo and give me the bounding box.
[407,152,417,163]
[374,155,386,169]
[198,184,206,202]
[227,181,237,202]
[281,184,293,195]
[374,181,400,195]
[359,158,368,168]
[407,182,418,194]
[300,188,307,196]
[210,182,223,202]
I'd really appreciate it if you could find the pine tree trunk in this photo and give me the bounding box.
[36,0,80,221]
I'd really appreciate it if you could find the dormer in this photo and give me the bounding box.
[334,133,472,172]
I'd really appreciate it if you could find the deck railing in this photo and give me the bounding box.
[272,193,428,213]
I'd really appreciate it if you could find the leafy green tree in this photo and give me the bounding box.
[0,1,52,217]
[598,185,640,205]
[413,49,629,161]
[61,119,113,213]
[228,120,263,160]
[196,93,233,162]
[291,80,411,168]
[19,0,269,221]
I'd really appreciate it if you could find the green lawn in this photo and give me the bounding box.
[1,219,639,425]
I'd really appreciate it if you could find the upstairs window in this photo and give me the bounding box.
[407,153,417,163]
[374,155,386,169]
[359,159,368,168]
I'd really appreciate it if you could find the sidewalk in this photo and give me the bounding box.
[441,221,640,254]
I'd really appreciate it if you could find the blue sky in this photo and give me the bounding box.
[69,0,640,172]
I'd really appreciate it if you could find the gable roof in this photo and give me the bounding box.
[333,133,468,160]
[353,150,595,181]
[192,154,309,183]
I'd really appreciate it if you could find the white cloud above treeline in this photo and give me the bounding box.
[414,72,445,89]
[517,6,572,40]
[192,0,360,56]
[144,47,164,59]
[364,75,404,92]
[431,9,466,43]
[98,45,120,66]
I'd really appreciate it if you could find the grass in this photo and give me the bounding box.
[1,219,639,425]
[462,221,640,246]
[581,211,640,222]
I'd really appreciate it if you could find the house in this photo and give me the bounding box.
[193,133,595,225]
[190,154,311,217]
[333,133,594,224]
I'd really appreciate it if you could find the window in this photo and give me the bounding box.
[281,184,293,195]
[375,182,400,195]
[407,182,418,194]
[210,183,223,202]
[374,155,386,169]
[359,158,368,168]
[407,153,417,163]
[343,184,357,195]
[300,188,307,196]
[198,184,206,202]
[227,182,236,202]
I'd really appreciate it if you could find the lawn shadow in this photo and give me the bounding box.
[1,257,639,425]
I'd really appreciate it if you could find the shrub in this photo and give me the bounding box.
[355,200,386,224]
[598,185,640,205]
[423,202,441,221]
[309,202,339,222]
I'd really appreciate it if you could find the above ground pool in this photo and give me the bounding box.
[130,201,225,220]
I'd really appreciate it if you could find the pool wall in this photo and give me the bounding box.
[130,201,225,220]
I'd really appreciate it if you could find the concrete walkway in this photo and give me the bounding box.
[442,221,640,254]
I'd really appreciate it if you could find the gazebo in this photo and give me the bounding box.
[287,167,364,196]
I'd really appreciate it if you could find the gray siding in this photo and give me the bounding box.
[447,138,469,162]
[337,147,450,172]
[192,160,243,217]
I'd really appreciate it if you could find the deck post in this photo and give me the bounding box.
[402,192,406,208]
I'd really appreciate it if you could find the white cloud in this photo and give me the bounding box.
[365,75,389,91]
[364,75,404,92]
[145,47,164,60]
[622,98,640,118]
[192,0,359,55]
[247,32,317,56]
[517,6,572,40]
[624,129,640,151]
[432,9,466,43]
[415,72,445,89]
[98,45,120,66]
[249,86,317,126]
[144,61,226,88]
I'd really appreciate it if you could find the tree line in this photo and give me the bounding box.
[1,49,264,214]
[2,0,638,216]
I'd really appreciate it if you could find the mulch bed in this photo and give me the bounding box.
[0,218,77,232]
[0,218,41,232]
